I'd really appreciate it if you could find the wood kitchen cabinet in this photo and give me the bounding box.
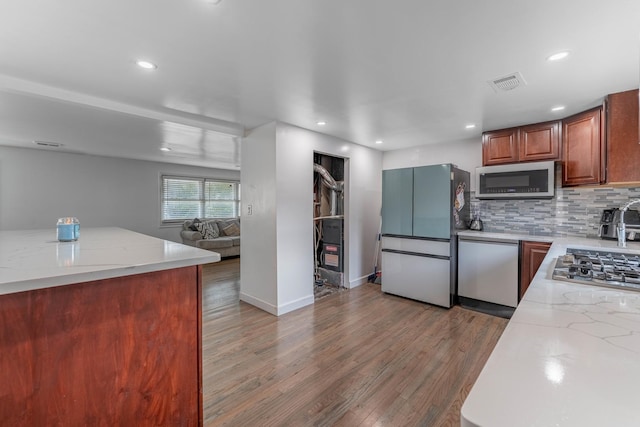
[519,121,561,162]
[605,89,640,183]
[520,241,551,300]
[562,107,605,186]
[482,128,518,165]
[482,121,560,166]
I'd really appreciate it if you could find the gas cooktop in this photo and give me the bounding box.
[552,247,640,292]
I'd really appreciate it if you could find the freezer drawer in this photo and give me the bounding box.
[458,238,519,308]
[381,236,450,256]
[381,250,451,307]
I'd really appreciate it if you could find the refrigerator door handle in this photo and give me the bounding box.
[381,248,450,261]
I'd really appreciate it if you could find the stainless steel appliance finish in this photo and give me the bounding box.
[475,160,555,199]
[617,199,640,248]
[598,208,640,241]
[552,247,640,292]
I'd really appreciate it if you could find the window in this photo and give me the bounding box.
[161,175,240,223]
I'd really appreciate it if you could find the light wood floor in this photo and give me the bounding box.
[201,258,508,427]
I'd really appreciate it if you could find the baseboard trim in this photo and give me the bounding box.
[239,292,277,316]
[239,292,315,317]
[277,294,314,316]
[349,274,370,289]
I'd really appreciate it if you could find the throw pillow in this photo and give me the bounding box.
[188,218,201,231]
[221,222,240,237]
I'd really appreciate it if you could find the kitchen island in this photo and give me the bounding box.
[0,227,219,426]
[461,236,640,426]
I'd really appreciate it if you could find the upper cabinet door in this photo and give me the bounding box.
[482,128,518,165]
[519,121,561,162]
[606,89,640,183]
[382,168,414,236]
[412,164,451,239]
[562,107,604,186]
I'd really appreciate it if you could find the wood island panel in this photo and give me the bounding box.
[0,266,202,426]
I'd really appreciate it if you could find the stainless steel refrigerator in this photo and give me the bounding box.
[380,164,470,308]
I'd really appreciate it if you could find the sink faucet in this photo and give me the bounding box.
[617,199,640,248]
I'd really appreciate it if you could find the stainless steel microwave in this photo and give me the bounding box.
[475,161,555,199]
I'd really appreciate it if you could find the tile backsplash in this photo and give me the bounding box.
[471,185,640,238]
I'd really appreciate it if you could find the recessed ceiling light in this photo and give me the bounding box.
[375,140,383,144]
[136,60,157,69]
[160,147,171,152]
[317,121,326,126]
[551,105,566,112]
[465,124,476,129]
[547,51,569,62]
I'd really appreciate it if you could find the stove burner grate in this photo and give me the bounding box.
[552,248,640,291]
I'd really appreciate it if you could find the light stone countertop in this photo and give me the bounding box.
[457,229,555,243]
[0,227,220,295]
[461,235,640,427]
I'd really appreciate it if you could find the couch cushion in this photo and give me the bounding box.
[221,221,240,237]
[196,238,233,250]
[228,236,241,246]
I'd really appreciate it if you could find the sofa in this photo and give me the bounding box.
[180,217,240,258]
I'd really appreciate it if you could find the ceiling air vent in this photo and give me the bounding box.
[33,140,63,148]
[488,72,527,92]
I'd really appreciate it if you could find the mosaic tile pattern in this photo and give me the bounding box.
[472,177,640,238]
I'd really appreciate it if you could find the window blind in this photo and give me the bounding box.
[161,176,240,223]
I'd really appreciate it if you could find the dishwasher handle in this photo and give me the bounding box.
[458,236,519,246]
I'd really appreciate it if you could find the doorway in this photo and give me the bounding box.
[313,152,346,299]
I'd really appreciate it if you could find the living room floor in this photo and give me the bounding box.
[201,258,508,426]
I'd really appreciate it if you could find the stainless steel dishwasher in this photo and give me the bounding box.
[458,235,519,317]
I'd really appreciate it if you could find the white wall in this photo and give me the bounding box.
[0,146,239,241]
[240,122,383,316]
[383,137,482,188]
[274,124,316,314]
[239,122,278,313]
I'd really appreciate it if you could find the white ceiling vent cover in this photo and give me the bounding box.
[33,140,63,148]
[489,72,527,92]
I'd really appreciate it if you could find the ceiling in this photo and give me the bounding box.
[0,0,638,170]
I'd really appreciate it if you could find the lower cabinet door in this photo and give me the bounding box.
[381,250,451,308]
